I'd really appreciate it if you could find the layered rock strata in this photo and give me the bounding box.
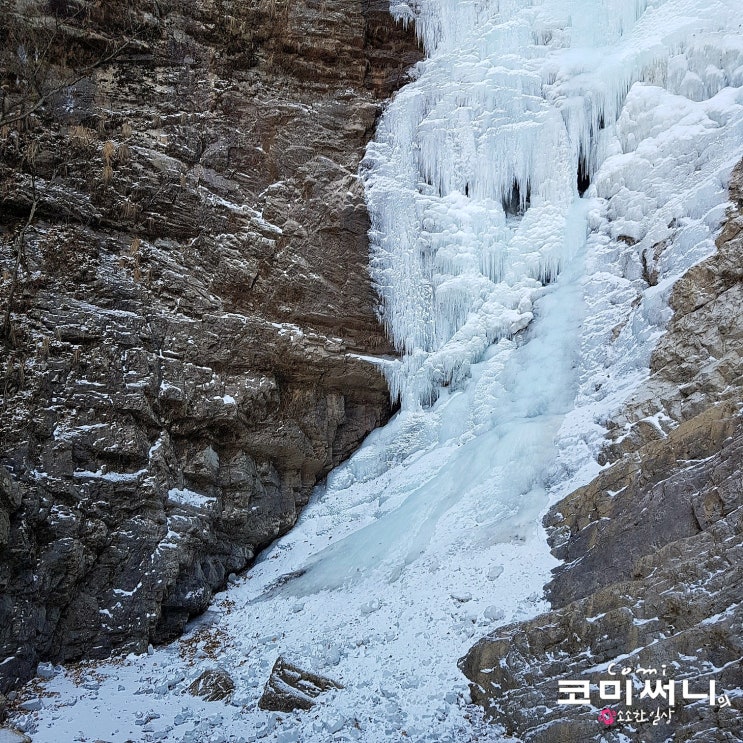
[0,0,421,692]
[460,164,743,741]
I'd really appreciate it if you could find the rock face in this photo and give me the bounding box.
[460,164,743,741]
[0,0,421,691]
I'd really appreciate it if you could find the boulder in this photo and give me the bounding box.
[259,657,342,712]
[187,669,235,703]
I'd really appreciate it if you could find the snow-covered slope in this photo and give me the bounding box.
[10,0,743,741]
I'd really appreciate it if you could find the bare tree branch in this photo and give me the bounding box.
[0,34,136,129]
[2,181,38,343]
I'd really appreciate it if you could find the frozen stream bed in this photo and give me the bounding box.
[11,0,743,741]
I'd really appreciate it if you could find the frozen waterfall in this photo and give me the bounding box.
[17,1,743,741]
[365,0,743,407]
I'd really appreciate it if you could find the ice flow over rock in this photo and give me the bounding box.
[13,0,743,741]
[365,0,743,407]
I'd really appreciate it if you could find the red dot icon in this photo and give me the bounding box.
[598,708,617,726]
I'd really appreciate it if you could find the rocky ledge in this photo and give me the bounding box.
[0,0,421,693]
[460,164,743,741]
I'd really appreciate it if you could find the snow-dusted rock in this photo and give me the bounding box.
[0,728,32,743]
[187,669,235,703]
[258,658,341,712]
[462,164,743,741]
[33,664,57,681]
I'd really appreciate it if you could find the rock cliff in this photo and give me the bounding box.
[0,0,421,693]
[460,163,743,740]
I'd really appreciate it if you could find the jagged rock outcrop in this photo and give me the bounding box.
[187,668,235,703]
[600,163,743,464]
[460,164,743,741]
[258,657,341,712]
[0,0,421,692]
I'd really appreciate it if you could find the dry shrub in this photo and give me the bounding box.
[179,625,230,665]
[120,198,138,220]
[101,140,116,164]
[69,124,97,149]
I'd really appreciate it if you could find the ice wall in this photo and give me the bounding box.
[364,0,743,407]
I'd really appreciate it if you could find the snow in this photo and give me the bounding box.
[13,1,743,742]
[113,583,143,597]
[72,468,147,482]
[167,488,216,509]
[271,322,305,340]
[0,730,29,743]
